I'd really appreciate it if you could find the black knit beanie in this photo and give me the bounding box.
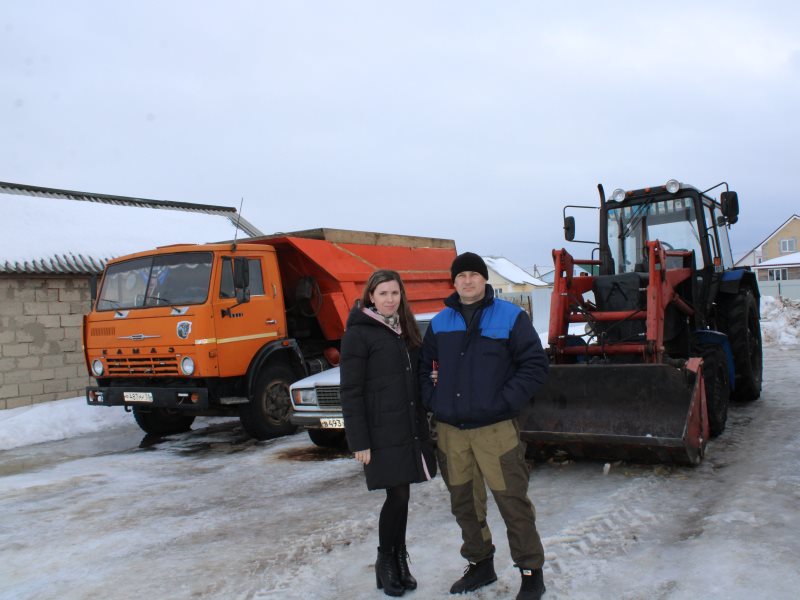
[450,252,489,281]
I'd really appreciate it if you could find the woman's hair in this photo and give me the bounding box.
[361,269,422,348]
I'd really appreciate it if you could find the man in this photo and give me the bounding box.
[420,252,549,600]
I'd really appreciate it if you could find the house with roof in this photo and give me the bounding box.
[0,181,262,410]
[736,214,800,267]
[483,256,547,294]
[482,256,552,330]
[735,214,800,299]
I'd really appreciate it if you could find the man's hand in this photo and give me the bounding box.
[355,449,371,465]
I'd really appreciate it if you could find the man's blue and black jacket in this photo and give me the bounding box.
[419,285,549,429]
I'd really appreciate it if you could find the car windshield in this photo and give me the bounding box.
[607,197,703,273]
[97,252,213,310]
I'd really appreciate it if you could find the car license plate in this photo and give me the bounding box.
[124,391,154,403]
[320,418,344,429]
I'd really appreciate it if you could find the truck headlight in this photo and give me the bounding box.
[292,389,318,406]
[91,359,104,376]
[180,356,195,375]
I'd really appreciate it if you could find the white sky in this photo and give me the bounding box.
[2,1,799,268]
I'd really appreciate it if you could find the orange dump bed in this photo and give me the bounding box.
[259,228,456,341]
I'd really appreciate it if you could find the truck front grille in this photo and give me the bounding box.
[107,356,180,375]
[315,386,341,408]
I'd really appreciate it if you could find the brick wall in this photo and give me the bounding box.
[0,276,93,410]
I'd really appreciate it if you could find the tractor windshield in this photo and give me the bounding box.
[607,197,703,273]
[97,252,213,311]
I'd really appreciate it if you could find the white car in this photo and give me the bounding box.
[290,313,435,448]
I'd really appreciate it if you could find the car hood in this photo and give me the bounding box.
[290,367,341,390]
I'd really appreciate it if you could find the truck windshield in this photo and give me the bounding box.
[97,252,213,310]
[607,197,703,273]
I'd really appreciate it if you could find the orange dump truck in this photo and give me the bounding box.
[84,229,456,439]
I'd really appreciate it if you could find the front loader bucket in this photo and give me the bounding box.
[521,361,708,465]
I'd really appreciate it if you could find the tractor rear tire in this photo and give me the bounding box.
[701,347,730,437]
[719,287,763,402]
[132,406,195,435]
[239,364,298,441]
[307,428,347,449]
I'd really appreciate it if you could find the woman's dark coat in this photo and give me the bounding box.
[340,306,435,490]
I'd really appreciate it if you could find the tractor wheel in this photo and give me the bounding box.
[239,364,298,440]
[719,288,763,402]
[701,347,730,437]
[132,406,195,435]
[307,428,347,449]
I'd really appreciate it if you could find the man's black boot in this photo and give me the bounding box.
[516,567,546,600]
[449,556,497,594]
[394,545,417,590]
[375,547,405,597]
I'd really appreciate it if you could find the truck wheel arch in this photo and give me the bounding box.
[245,339,307,396]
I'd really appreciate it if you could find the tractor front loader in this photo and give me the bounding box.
[521,180,762,465]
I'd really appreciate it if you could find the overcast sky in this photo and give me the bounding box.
[2,1,798,269]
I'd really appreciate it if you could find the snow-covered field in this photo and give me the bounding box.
[0,297,798,599]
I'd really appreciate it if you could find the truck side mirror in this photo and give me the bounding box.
[89,274,98,304]
[720,191,739,225]
[233,257,251,304]
[564,216,576,241]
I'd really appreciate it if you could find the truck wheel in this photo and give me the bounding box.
[701,347,730,437]
[719,288,762,402]
[240,364,298,440]
[308,429,347,449]
[132,407,195,435]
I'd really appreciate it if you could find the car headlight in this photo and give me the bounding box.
[180,356,195,376]
[292,388,318,406]
[91,359,104,376]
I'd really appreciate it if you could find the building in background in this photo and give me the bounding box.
[736,214,800,268]
[482,255,552,331]
[735,214,800,299]
[0,181,261,410]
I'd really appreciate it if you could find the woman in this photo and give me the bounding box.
[340,269,436,597]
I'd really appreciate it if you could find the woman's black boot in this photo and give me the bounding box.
[375,547,405,597]
[395,545,417,590]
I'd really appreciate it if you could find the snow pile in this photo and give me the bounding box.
[0,397,129,451]
[760,295,800,346]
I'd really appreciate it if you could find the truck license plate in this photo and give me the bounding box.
[320,418,344,429]
[124,391,154,403]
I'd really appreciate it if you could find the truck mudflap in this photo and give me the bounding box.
[86,386,209,410]
[520,359,709,465]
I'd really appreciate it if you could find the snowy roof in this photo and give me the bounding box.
[483,256,547,286]
[735,214,800,265]
[0,181,264,275]
[754,251,800,268]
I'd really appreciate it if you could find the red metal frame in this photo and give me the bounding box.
[549,241,695,363]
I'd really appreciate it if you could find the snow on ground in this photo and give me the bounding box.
[0,296,798,600]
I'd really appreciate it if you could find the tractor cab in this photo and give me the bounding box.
[598,181,737,277]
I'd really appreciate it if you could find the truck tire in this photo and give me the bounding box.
[239,364,298,440]
[719,287,762,402]
[700,347,730,437]
[132,406,195,435]
[307,428,347,449]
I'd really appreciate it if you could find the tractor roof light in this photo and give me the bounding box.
[611,188,626,202]
[665,179,681,193]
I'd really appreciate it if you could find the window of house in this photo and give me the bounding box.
[768,268,789,281]
[780,238,797,253]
